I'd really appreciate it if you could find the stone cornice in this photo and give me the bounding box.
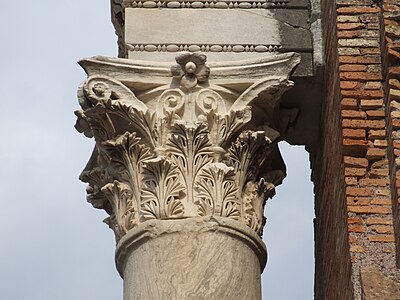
[111,0,311,58]
[76,53,300,240]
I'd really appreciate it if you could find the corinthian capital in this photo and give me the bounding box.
[75,53,299,241]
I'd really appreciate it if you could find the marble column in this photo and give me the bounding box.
[75,53,299,299]
[75,1,311,298]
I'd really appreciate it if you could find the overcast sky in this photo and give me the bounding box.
[0,1,315,299]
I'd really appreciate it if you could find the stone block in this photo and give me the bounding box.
[122,7,313,75]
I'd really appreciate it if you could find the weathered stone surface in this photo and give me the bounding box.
[116,217,267,300]
[109,1,316,76]
[76,52,300,241]
[361,266,400,300]
[124,8,312,71]
[125,9,282,46]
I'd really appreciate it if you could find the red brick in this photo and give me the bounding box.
[391,111,400,119]
[358,30,379,38]
[370,169,389,177]
[342,119,385,129]
[345,167,367,177]
[341,110,366,119]
[371,226,394,234]
[359,178,390,186]
[341,98,358,109]
[390,100,400,110]
[342,90,384,98]
[390,88,400,100]
[392,119,400,129]
[373,140,387,147]
[366,217,393,225]
[337,15,359,23]
[346,176,358,185]
[340,81,361,89]
[343,139,368,148]
[350,245,365,253]
[339,64,367,72]
[366,110,386,119]
[338,30,359,38]
[368,130,386,139]
[370,198,392,205]
[344,156,368,168]
[337,7,380,14]
[360,99,384,109]
[348,217,363,224]
[384,19,397,27]
[349,235,357,244]
[360,48,381,55]
[340,72,382,81]
[375,189,390,196]
[347,197,370,205]
[346,187,374,197]
[348,224,366,233]
[366,148,386,160]
[337,23,365,30]
[348,205,390,214]
[360,14,380,23]
[343,128,366,139]
[339,55,381,64]
[389,48,400,61]
[389,66,400,76]
[389,79,400,89]
[393,141,400,149]
[364,81,382,90]
[371,159,388,169]
[368,235,395,243]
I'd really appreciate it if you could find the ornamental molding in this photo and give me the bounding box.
[123,0,290,9]
[127,44,282,53]
[75,53,300,240]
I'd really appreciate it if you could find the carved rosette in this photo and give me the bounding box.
[76,52,300,241]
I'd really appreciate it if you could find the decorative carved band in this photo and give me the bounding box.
[76,53,300,241]
[127,44,282,53]
[123,0,290,9]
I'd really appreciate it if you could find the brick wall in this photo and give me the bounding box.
[314,0,353,298]
[384,0,400,268]
[314,0,400,299]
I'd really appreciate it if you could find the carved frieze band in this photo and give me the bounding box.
[76,53,299,241]
[123,0,290,9]
[127,44,282,53]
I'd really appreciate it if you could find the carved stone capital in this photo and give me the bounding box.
[76,53,299,241]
